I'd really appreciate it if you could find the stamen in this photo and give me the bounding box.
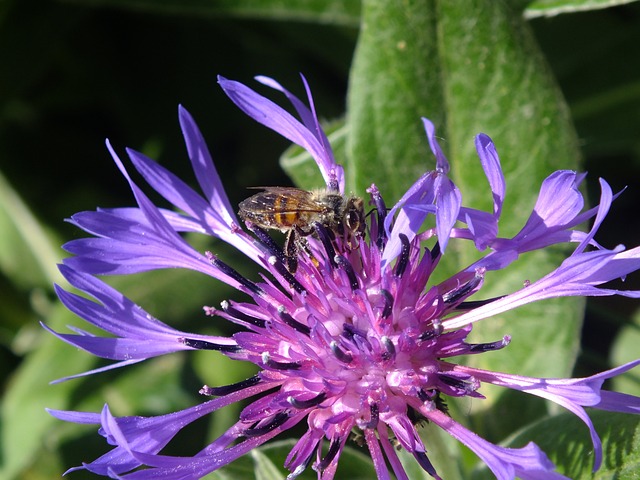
[437,373,479,394]
[330,340,353,363]
[268,255,306,294]
[342,324,371,351]
[417,389,433,403]
[468,335,511,353]
[418,320,443,342]
[364,403,379,429]
[180,338,241,353]
[313,223,337,267]
[247,223,286,264]
[220,300,267,328]
[287,392,327,409]
[199,374,261,396]
[442,273,483,305]
[287,465,307,480]
[367,185,387,249]
[287,444,319,480]
[394,233,410,277]
[342,324,373,353]
[328,176,340,193]
[278,306,311,335]
[208,253,263,296]
[414,450,438,478]
[334,255,359,290]
[261,351,301,370]
[430,241,441,261]
[380,289,394,318]
[455,296,505,310]
[244,411,289,437]
[317,437,342,472]
[381,335,396,360]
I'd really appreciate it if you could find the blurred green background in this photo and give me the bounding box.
[1,0,640,478]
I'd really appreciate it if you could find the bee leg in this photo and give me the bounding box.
[297,234,320,268]
[283,229,299,274]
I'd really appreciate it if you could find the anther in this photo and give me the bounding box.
[417,389,433,403]
[219,300,267,328]
[468,335,511,353]
[342,323,367,340]
[287,446,318,480]
[180,338,241,353]
[430,241,441,261]
[244,412,289,437]
[381,336,396,360]
[334,255,359,290]
[380,289,394,319]
[367,184,387,249]
[437,373,479,394]
[342,324,372,353]
[418,320,443,342]
[313,223,337,267]
[394,233,410,278]
[414,450,438,478]
[442,273,483,305]
[268,255,306,294]
[330,340,353,363]
[208,253,263,296]
[278,306,311,336]
[261,351,301,370]
[247,223,287,264]
[455,296,505,310]
[287,392,327,409]
[199,374,261,396]
[317,437,342,473]
[363,403,379,429]
[287,465,307,480]
[328,175,340,192]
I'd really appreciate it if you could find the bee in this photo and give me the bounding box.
[238,187,365,273]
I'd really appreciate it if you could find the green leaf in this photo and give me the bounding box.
[0,305,96,480]
[611,310,640,397]
[489,410,640,479]
[347,0,444,201]
[210,439,378,479]
[0,170,62,290]
[347,0,583,440]
[525,0,640,18]
[251,449,283,480]
[408,423,465,480]
[6,261,238,479]
[58,0,361,26]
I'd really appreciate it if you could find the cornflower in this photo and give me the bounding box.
[46,75,640,479]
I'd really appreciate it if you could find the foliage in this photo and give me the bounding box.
[1,0,639,478]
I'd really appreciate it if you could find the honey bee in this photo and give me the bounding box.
[238,187,365,273]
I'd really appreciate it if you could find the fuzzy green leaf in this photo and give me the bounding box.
[347,0,583,441]
[525,0,640,18]
[0,170,62,290]
[483,410,640,479]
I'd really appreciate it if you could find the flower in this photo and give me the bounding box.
[46,75,640,480]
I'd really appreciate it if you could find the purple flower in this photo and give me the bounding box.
[46,75,640,480]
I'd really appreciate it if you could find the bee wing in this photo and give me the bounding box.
[241,187,326,214]
[245,186,307,192]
